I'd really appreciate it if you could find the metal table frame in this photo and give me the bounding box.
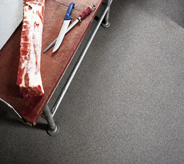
[0,0,113,136]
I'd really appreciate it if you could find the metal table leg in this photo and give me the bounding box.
[42,104,60,136]
[102,0,113,28]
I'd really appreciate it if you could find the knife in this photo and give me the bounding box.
[44,4,96,53]
[52,2,75,53]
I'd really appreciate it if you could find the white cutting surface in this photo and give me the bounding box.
[0,0,23,50]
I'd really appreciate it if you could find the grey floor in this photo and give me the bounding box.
[1,0,184,163]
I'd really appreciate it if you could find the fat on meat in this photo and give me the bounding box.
[17,0,45,98]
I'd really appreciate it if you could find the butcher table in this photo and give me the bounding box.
[0,0,113,136]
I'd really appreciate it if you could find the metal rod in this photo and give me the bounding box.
[104,0,111,22]
[51,5,111,117]
[43,105,57,131]
[105,0,111,22]
[102,0,112,27]
[43,105,60,136]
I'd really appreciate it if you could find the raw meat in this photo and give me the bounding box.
[17,0,45,98]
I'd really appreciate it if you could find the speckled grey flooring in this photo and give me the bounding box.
[1,0,184,163]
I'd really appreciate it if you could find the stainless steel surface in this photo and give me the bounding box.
[68,18,80,33]
[53,20,71,53]
[43,38,57,53]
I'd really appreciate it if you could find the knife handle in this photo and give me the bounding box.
[80,5,96,20]
[64,2,75,20]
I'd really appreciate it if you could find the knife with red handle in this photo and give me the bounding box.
[44,4,96,53]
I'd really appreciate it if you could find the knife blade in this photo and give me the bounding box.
[44,4,96,53]
[52,2,75,53]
